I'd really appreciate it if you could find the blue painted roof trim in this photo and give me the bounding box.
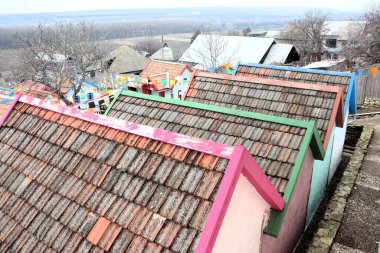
[235,62,357,115]
[0,86,14,96]
[0,86,13,91]
[237,62,352,77]
[347,72,357,114]
[67,80,104,94]
[83,80,104,90]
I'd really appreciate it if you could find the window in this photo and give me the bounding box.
[87,93,94,100]
[159,91,165,97]
[326,39,337,48]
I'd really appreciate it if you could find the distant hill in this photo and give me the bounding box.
[0,7,360,28]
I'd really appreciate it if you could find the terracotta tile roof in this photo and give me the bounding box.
[0,94,284,252]
[236,63,352,105]
[108,93,312,195]
[140,60,193,81]
[184,72,344,149]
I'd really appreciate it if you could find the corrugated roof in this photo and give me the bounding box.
[179,35,275,67]
[0,94,283,252]
[263,44,295,64]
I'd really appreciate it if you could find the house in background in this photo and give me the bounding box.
[0,93,285,253]
[246,30,281,38]
[180,35,299,71]
[138,60,194,99]
[105,90,326,253]
[324,21,366,49]
[235,62,357,187]
[64,80,106,103]
[110,60,194,99]
[263,44,300,64]
[150,40,190,62]
[91,45,149,81]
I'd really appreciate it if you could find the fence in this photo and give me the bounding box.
[356,66,380,106]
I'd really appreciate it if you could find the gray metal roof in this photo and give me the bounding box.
[179,35,275,68]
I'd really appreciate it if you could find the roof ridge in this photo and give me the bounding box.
[119,90,311,128]
[150,59,187,66]
[237,62,353,77]
[194,71,342,93]
[112,90,325,160]
[15,94,234,159]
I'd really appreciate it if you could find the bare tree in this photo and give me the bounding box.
[17,22,112,105]
[243,27,252,36]
[224,29,242,36]
[185,33,239,71]
[281,10,329,64]
[346,4,380,65]
[131,38,162,55]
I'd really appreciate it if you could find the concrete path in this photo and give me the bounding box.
[331,115,380,253]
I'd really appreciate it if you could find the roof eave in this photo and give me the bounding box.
[264,120,324,237]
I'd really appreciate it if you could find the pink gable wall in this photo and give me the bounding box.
[261,148,314,253]
[212,174,271,253]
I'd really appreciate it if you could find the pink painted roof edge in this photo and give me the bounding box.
[18,94,234,159]
[0,93,22,128]
[196,145,285,253]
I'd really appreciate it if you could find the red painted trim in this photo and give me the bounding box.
[182,70,196,101]
[179,64,194,76]
[194,70,342,93]
[324,87,344,150]
[18,94,234,159]
[195,146,245,253]
[0,93,22,127]
[241,148,285,211]
[335,87,344,128]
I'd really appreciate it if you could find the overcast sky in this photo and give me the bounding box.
[0,0,374,14]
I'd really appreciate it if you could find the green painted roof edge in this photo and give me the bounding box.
[264,121,325,236]
[116,91,325,158]
[104,89,123,115]
[119,90,310,128]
